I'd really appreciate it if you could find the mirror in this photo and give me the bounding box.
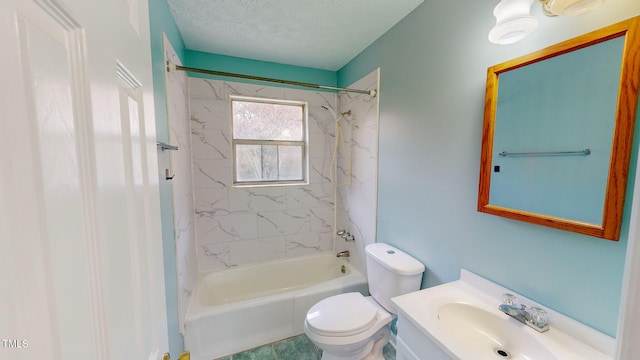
[478,16,640,240]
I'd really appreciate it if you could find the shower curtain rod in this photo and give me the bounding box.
[166,61,377,97]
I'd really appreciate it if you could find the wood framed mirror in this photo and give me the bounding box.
[478,16,640,240]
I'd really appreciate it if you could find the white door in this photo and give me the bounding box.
[0,0,169,359]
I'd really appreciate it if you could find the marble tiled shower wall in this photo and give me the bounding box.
[336,69,380,275]
[164,36,198,331]
[189,78,339,272]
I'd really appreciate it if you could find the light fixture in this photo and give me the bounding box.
[538,0,606,16]
[489,0,606,45]
[489,0,538,45]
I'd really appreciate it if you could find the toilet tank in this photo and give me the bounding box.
[365,243,425,313]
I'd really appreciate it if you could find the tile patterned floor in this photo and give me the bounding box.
[215,334,396,360]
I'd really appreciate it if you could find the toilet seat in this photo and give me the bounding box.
[305,292,378,337]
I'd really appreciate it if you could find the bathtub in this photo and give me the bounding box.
[184,252,368,360]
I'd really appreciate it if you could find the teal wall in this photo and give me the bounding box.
[185,50,337,87]
[149,0,185,358]
[338,1,640,337]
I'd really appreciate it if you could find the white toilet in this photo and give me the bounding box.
[304,243,425,360]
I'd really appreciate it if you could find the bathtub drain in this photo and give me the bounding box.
[340,265,346,274]
[493,348,511,359]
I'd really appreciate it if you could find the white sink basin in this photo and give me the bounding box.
[392,270,614,360]
[437,302,555,359]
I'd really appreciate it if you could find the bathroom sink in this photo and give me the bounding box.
[391,270,614,360]
[437,302,554,359]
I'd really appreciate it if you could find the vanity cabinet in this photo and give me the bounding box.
[395,312,450,360]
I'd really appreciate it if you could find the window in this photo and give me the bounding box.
[231,96,308,186]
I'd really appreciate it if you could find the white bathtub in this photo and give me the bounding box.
[184,252,368,360]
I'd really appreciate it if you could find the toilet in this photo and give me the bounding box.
[304,243,425,360]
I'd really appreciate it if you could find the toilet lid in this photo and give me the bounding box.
[305,292,378,336]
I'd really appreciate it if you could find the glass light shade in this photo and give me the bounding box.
[542,0,606,16]
[489,0,538,44]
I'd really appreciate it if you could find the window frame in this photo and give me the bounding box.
[230,95,309,187]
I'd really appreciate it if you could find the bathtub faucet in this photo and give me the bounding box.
[337,230,355,242]
[336,250,350,258]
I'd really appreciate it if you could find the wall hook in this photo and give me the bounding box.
[165,169,175,180]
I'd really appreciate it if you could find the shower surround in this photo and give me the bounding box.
[164,65,380,336]
[336,70,381,274]
[189,79,337,271]
[187,69,380,274]
[164,36,198,332]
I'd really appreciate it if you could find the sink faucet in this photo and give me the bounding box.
[336,250,350,258]
[499,293,549,332]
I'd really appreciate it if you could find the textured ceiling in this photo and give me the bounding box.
[167,0,424,71]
